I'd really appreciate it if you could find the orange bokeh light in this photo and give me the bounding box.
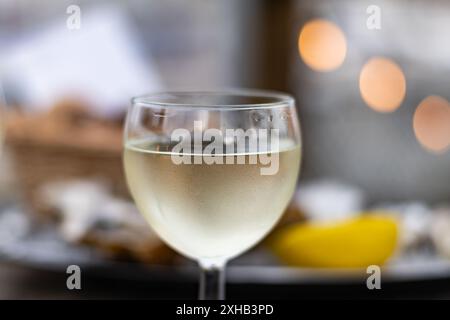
[298,19,347,72]
[413,95,450,153]
[359,57,406,113]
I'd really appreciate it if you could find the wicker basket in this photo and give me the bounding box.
[9,140,129,214]
[5,103,128,215]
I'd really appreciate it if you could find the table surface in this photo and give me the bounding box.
[0,262,197,299]
[2,262,450,300]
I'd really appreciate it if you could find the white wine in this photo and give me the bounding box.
[124,139,301,260]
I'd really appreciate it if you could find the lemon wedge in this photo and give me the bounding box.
[268,214,398,268]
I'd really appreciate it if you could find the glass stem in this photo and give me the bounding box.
[198,259,226,300]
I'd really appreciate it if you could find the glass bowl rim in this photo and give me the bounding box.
[131,89,294,111]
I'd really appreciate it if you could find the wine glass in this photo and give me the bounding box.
[123,90,301,299]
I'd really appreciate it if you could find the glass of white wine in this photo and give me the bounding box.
[123,90,301,299]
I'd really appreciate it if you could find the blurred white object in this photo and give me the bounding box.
[294,180,364,222]
[430,207,450,258]
[0,207,30,245]
[41,180,108,241]
[40,179,158,245]
[0,6,161,117]
[375,202,433,251]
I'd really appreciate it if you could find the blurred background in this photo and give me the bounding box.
[0,0,450,299]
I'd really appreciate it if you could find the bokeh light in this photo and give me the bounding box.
[298,19,347,72]
[413,95,450,153]
[359,57,406,113]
